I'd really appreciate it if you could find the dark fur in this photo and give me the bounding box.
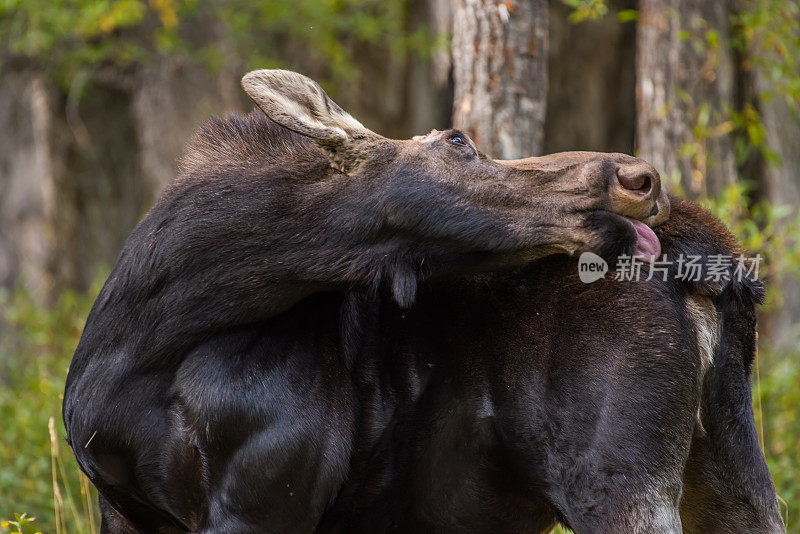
[63,113,782,533]
[318,198,783,533]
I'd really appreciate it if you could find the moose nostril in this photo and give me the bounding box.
[617,167,653,194]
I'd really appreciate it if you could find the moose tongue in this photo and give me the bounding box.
[628,218,661,262]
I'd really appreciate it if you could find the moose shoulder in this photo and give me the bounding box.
[63,69,674,533]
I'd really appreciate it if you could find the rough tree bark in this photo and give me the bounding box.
[637,0,799,345]
[757,72,800,348]
[452,0,548,159]
[0,61,243,296]
[636,0,738,198]
[0,71,56,302]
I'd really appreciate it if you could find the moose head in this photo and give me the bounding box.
[242,70,670,308]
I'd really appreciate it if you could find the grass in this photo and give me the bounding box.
[0,281,797,533]
[0,283,101,534]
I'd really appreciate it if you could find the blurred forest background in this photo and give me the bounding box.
[0,0,798,532]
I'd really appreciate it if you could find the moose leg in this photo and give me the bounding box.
[679,352,786,533]
[99,495,145,534]
[522,331,698,533]
[554,472,682,533]
[681,431,785,533]
[679,288,785,533]
[98,494,189,534]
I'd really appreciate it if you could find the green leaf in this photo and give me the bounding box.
[617,9,638,23]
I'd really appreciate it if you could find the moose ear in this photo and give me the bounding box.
[241,69,370,146]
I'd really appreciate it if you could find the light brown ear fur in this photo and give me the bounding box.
[241,69,368,144]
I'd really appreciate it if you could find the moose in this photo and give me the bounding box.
[62,70,783,533]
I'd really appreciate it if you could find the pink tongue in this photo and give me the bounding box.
[628,218,661,262]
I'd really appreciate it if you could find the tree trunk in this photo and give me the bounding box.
[0,70,56,302]
[49,78,149,290]
[636,0,738,198]
[452,0,548,159]
[133,58,245,197]
[757,71,800,349]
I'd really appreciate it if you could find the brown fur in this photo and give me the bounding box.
[64,70,693,533]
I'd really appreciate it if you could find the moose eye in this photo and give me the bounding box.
[448,135,466,146]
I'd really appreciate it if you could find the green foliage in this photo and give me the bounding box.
[559,0,638,26]
[672,0,800,310]
[735,0,800,111]
[678,0,799,175]
[210,0,426,86]
[703,181,800,309]
[0,0,153,84]
[0,281,102,534]
[756,346,800,530]
[0,513,40,534]
[561,0,608,23]
[562,0,799,206]
[616,9,639,24]
[0,0,430,91]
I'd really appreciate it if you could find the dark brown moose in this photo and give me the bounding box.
[317,197,784,534]
[60,70,782,533]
